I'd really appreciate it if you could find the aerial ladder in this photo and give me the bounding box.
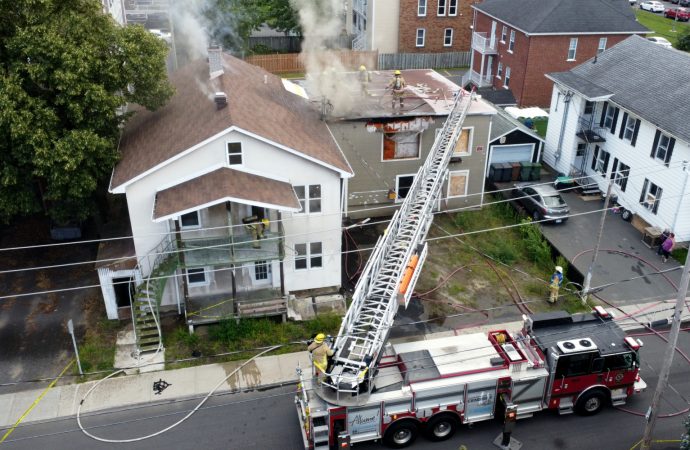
[323,88,475,401]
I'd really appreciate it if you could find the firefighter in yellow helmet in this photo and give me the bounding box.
[358,64,371,96]
[308,333,334,378]
[388,70,406,110]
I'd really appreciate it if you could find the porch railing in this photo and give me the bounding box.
[471,32,497,54]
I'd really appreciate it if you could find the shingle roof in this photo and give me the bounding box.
[111,54,352,190]
[477,87,517,107]
[153,167,300,220]
[548,35,690,143]
[473,0,649,34]
[545,72,613,99]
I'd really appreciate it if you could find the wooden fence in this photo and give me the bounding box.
[244,50,378,74]
[378,51,470,70]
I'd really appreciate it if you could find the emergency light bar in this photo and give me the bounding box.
[593,306,611,319]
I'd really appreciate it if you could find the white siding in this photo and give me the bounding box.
[543,88,582,176]
[372,0,400,53]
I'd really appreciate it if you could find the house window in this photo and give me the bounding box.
[448,170,469,197]
[652,132,673,163]
[504,66,511,88]
[294,184,322,214]
[383,132,421,160]
[591,145,610,175]
[501,25,507,42]
[416,28,425,47]
[623,115,637,141]
[639,179,663,214]
[576,143,586,157]
[598,37,607,54]
[227,142,242,165]
[612,159,630,192]
[418,0,426,16]
[603,105,616,130]
[508,30,515,52]
[437,0,446,15]
[180,211,201,229]
[497,62,503,78]
[395,174,415,203]
[254,261,269,280]
[186,267,209,286]
[448,0,457,16]
[453,128,473,156]
[584,101,594,115]
[294,242,323,270]
[444,28,453,46]
[567,38,578,61]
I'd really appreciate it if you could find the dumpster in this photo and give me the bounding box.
[530,163,542,181]
[500,163,513,182]
[510,162,521,181]
[489,163,502,182]
[519,161,531,181]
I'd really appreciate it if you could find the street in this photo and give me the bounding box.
[2,329,688,450]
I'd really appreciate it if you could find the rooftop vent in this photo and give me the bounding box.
[214,92,227,110]
[208,44,223,79]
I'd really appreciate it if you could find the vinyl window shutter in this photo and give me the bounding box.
[631,119,641,147]
[639,178,648,204]
[610,107,619,134]
[611,158,618,176]
[603,151,610,174]
[618,112,628,139]
[591,145,599,171]
[621,167,629,192]
[664,138,675,167]
[651,130,661,158]
[599,102,608,127]
[652,187,662,214]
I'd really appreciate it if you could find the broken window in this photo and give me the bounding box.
[383,132,421,160]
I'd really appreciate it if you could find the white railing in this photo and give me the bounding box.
[471,32,497,54]
[467,70,493,87]
[352,33,366,51]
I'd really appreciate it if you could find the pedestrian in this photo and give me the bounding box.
[549,266,563,303]
[388,70,406,110]
[661,233,675,263]
[657,228,670,255]
[308,333,334,379]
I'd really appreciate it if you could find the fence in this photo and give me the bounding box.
[378,51,470,70]
[244,50,378,74]
[247,34,355,54]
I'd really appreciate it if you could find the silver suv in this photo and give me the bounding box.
[513,183,570,223]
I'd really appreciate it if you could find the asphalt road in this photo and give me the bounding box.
[3,328,688,450]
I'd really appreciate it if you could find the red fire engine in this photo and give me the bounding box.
[295,308,646,449]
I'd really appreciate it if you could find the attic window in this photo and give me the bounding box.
[227,142,242,166]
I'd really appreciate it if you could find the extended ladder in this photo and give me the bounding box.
[326,89,475,398]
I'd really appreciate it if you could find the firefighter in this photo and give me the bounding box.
[358,64,371,96]
[549,266,563,303]
[388,70,406,110]
[308,333,334,378]
[242,216,270,248]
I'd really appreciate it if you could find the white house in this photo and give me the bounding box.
[98,48,352,342]
[543,36,690,242]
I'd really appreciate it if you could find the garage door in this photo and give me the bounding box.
[490,144,534,164]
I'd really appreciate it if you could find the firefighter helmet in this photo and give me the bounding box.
[555,266,563,273]
[359,65,366,71]
[314,333,326,343]
[394,70,401,75]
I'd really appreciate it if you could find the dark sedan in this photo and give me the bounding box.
[513,183,570,223]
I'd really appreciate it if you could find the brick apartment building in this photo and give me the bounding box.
[467,0,649,107]
[398,0,474,53]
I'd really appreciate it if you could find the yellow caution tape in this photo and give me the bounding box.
[1,359,75,443]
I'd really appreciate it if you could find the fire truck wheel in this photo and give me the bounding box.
[383,419,419,448]
[575,390,607,416]
[423,413,460,442]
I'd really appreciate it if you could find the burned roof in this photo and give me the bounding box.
[111,53,352,191]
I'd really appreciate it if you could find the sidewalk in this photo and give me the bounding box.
[1,300,687,430]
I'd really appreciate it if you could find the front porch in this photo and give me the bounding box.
[186,287,285,326]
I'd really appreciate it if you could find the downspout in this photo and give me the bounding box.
[554,89,572,168]
[672,160,689,234]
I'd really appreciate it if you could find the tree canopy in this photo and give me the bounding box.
[0,0,173,224]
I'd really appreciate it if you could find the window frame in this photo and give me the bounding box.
[453,127,474,156]
[417,0,427,16]
[437,0,446,16]
[447,170,469,198]
[594,148,610,174]
[382,132,422,161]
[186,267,210,287]
[416,28,426,47]
[508,30,515,52]
[613,159,630,192]
[504,66,511,88]
[395,174,416,204]
[294,242,323,270]
[603,106,616,130]
[653,133,671,161]
[226,142,243,166]
[640,179,662,214]
[254,260,269,280]
[623,115,636,141]
[501,25,507,42]
[179,211,201,230]
[597,37,607,54]
[496,61,503,79]
[293,184,322,214]
[443,28,453,47]
[448,0,457,16]
[567,38,578,61]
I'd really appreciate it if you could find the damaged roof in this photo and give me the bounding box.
[111,53,352,191]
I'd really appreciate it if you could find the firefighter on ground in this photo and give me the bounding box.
[308,333,334,378]
[388,70,406,109]
[549,266,563,303]
[358,65,371,96]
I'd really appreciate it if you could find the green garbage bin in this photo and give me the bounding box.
[530,163,542,181]
[519,161,531,181]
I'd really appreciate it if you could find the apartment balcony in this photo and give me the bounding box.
[463,70,493,88]
[471,32,497,54]
[576,115,607,144]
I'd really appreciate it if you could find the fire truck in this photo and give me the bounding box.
[294,89,646,449]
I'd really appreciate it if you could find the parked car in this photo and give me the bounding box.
[665,6,690,19]
[640,0,666,12]
[681,0,690,7]
[647,36,674,48]
[513,183,570,223]
[629,0,637,5]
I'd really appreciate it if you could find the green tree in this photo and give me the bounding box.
[0,0,173,223]
[677,28,690,52]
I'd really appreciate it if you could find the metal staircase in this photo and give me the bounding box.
[325,89,474,398]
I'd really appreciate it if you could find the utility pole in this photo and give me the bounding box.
[640,248,690,449]
[581,179,614,304]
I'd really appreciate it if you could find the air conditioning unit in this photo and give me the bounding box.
[557,338,597,354]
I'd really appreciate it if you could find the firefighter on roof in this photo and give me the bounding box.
[388,70,406,109]
[308,333,334,378]
[549,266,563,303]
[358,65,371,96]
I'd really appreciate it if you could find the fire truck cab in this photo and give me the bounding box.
[295,309,645,449]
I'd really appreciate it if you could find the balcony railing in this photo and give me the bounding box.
[576,115,606,144]
[471,32,497,54]
[465,70,493,88]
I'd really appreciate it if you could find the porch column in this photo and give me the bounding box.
[479,55,485,85]
[97,268,119,320]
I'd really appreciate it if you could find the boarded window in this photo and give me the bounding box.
[448,171,468,197]
[383,132,420,160]
[453,128,472,155]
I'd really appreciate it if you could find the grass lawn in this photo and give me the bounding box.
[636,9,690,46]
[532,118,548,138]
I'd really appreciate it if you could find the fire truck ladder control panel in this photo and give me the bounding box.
[325,89,474,399]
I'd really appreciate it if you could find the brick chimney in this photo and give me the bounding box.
[208,44,223,79]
